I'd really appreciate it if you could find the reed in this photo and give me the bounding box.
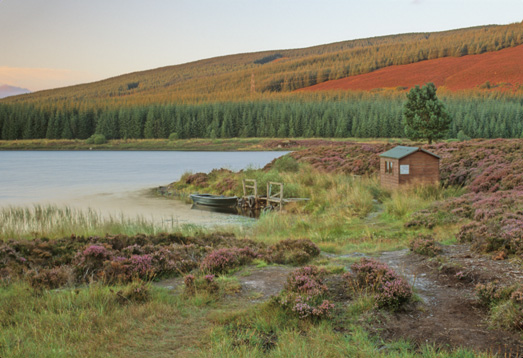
[0,205,186,240]
[383,183,465,220]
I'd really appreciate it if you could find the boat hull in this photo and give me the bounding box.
[190,194,238,208]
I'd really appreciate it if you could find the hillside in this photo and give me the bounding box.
[0,85,30,99]
[1,22,523,142]
[299,44,523,92]
[2,22,523,106]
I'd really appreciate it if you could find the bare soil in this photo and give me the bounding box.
[232,265,294,302]
[373,245,523,356]
[154,265,293,303]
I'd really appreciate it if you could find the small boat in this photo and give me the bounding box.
[191,204,239,215]
[190,193,238,208]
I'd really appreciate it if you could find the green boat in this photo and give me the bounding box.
[190,193,238,208]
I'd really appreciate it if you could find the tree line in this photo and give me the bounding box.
[1,95,522,141]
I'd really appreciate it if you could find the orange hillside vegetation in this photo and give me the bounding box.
[298,45,523,92]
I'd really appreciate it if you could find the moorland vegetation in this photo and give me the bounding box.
[3,139,522,356]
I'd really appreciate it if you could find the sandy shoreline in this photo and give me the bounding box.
[2,188,253,228]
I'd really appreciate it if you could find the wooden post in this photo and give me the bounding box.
[266,182,284,211]
[242,179,258,208]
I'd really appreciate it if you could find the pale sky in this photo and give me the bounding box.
[1,0,522,91]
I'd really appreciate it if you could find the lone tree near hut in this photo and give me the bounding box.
[403,82,451,144]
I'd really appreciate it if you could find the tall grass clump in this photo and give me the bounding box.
[383,184,448,219]
[0,205,180,240]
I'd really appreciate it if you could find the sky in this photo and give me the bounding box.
[1,0,522,92]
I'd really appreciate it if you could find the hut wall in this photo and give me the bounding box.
[380,157,400,189]
[398,152,440,186]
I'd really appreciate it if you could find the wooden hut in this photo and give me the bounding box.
[379,146,440,189]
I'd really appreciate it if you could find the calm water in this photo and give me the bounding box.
[0,151,287,207]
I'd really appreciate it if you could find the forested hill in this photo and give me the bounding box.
[1,22,523,142]
[2,21,523,106]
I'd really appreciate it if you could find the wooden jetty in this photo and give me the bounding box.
[240,179,309,212]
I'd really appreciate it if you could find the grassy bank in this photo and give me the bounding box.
[0,137,403,151]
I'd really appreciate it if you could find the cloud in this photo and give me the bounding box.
[0,67,100,92]
[412,0,423,4]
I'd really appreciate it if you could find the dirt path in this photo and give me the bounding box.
[232,265,293,302]
[154,265,293,303]
[377,246,523,355]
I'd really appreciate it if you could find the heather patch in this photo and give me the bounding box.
[0,233,319,290]
[408,234,442,257]
[457,211,523,255]
[264,238,321,265]
[200,247,259,274]
[27,266,74,290]
[475,282,514,307]
[275,266,334,320]
[475,282,523,331]
[346,258,412,311]
[289,143,394,175]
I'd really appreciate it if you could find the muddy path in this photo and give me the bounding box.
[376,246,523,356]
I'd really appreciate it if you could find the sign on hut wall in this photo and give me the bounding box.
[400,165,410,175]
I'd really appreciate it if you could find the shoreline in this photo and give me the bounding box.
[0,137,399,151]
[0,187,253,229]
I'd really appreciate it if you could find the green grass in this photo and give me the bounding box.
[0,281,241,358]
[0,279,491,358]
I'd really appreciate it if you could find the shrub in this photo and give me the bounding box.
[457,130,471,141]
[115,280,151,305]
[27,266,73,290]
[348,258,412,310]
[275,266,334,320]
[184,172,209,187]
[149,245,200,277]
[284,266,327,296]
[404,210,436,229]
[475,282,513,306]
[168,132,178,141]
[86,134,107,145]
[490,300,523,331]
[0,244,21,267]
[75,244,113,279]
[375,277,413,310]
[264,239,320,265]
[184,274,196,295]
[183,273,219,295]
[475,283,523,331]
[200,247,258,274]
[202,274,219,294]
[271,155,300,173]
[409,235,442,257]
[129,254,153,276]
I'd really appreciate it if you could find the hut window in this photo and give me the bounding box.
[385,161,393,174]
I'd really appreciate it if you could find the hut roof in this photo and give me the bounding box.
[379,146,440,160]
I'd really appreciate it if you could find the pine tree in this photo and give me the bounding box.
[403,83,452,144]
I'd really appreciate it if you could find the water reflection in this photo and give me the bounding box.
[191,204,261,218]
